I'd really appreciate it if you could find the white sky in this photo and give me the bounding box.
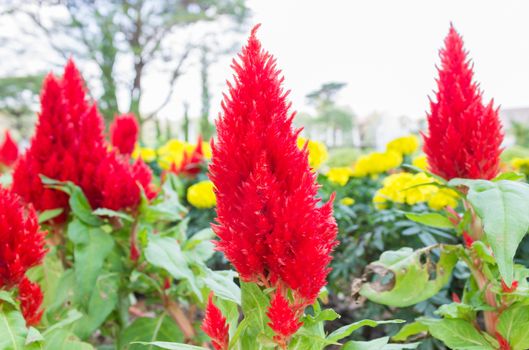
[191,0,529,123]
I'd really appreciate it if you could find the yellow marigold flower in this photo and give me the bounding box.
[297,137,328,170]
[187,180,216,209]
[511,157,529,170]
[427,188,459,210]
[373,171,458,210]
[157,139,193,170]
[327,167,353,186]
[132,145,157,162]
[340,197,355,206]
[202,141,212,159]
[386,135,419,155]
[352,151,403,177]
[412,155,428,171]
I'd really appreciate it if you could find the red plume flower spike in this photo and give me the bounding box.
[210,24,337,303]
[13,59,154,218]
[110,113,140,155]
[0,131,19,167]
[0,187,46,289]
[422,25,503,180]
[267,291,303,349]
[201,293,229,350]
[17,276,44,326]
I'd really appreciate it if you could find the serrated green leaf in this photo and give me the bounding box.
[449,178,529,285]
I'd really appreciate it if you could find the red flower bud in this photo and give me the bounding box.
[501,279,518,293]
[0,131,18,167]
[462,231,474,248]
[201,293,229,350]
[267,291,302,347]
[17,276,44,327]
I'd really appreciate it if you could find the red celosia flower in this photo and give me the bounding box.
[0,131,19,167]
[209,25,338,305]
[422,25,503,180]
[451,292,461,303]
[169,136,205,178]
[110,113,140,155]
[17,276,44,326]
[0,188,46,289]
[12,59,154,219]
[267,291,303,348]
[201,293,229,350]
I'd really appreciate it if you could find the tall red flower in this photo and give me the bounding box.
[17,276,44,326]
[110,113,140,155]
[209,26,337,345]
[201,293,229,350]
[0,187,46,289]
[267,291,303,348]
[423,25,503,180]
[0,131,19,167]
[12,59,153,219]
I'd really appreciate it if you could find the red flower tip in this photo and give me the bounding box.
[423,25,503,180]
[210,26,337,304]
[201,293,229,350]
[501,279,518,293]
[0,131,19,167]
[495,332,511,350]
[267,291,302,347]
[110,113,140,155]
[18,276,44,327]
[163,277,171,290]
[0,188,46,289]
[462,231,474,248]
[451,292,461,303]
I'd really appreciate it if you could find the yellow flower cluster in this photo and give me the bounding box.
[297,137,328,170]
[373,172,458,210]
[186,180,216,209]
[326,167,354,186]
[511,158,529,172]
[352,151,403,177]
[386,135,419,155]
[132,139,212,170]
[412,155,428,171]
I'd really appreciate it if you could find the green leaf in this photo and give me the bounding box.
[118,315,184,350]
[327,319,405,343]
[73,273,120,339]
[435,302,475,322]
[42,329,94,350]
[404,212,454,229]
[26,250,64,311]
[359,245,461,307]
[68,186,101,226]
[449,178,529,285]
[0,309,29,350]
[497,303,529,350]
[239,282,273,348]
[144,235,202,301]
[41,310,83,337]
[67,220,115,306]
[26,327,44,345]
[93,208,134,222]
[132,343,207,350]
[38,208,64,224]
[0,291,16,306]
[343,337,419,350]
[391,322,428,342]
[424,318,494,350]
[202,269,240,305]
[493,172,525,182]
